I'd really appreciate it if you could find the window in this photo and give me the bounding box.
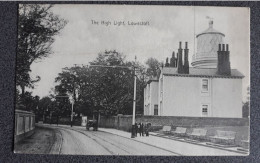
[202,105,208,116]
[154,105,158,115]
[202,79,209,92]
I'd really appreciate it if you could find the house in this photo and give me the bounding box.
[158,65,244,118]
[144,77,159,115]
[143,20,244,118]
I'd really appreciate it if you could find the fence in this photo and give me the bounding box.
[14,110,35,143]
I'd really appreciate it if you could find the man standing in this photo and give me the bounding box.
[134,122,138,137]
[145,123,149,137]
[138,123,141,136]
[141,123,144,136]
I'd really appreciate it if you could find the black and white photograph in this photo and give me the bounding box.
[14,4,250,156]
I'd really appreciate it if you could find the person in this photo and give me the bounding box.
[140,123,144,136]
[138,123,141,136]
[145,123,149,137]
[134,122,138,137]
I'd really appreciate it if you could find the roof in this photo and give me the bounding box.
[197,27,225,38]
[196,21,225,38]
[161,67,244,79]
[147,76,159,84]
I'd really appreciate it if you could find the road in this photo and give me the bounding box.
[48,125,179,155]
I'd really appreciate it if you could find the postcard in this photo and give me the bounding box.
[14,4,250,156]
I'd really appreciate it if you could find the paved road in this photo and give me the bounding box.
[48,125,179,155]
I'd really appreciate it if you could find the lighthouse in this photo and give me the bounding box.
[191,20,225,68]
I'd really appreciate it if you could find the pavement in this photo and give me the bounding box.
[36,124,248,156]
[14,126,57,154]
[97,128,248,156]
[38,124,178,155]
[57,125,247,156]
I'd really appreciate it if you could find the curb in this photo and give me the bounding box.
[149,133,248,155]
[98,129,182,156]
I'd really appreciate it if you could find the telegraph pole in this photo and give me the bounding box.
[131,56,137,138]
[71,99,74,127]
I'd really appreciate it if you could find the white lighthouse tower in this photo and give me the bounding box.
[191,19,225,68]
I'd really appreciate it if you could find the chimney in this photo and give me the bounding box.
[175,52,178,67]
[170,52,176,67]
[183,42,189,74]
[165,57,170,67]
[177,42,184,73]
[217,44,231,75]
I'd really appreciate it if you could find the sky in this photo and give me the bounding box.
[28,5,250,101]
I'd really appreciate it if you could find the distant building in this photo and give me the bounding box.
[144,21,244,118]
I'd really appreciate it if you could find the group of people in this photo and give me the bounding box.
[134,122,150,137]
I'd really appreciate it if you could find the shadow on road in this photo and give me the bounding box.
[14,126,56,154]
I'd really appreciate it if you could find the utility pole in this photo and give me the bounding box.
[71,99,74,127]
[131,56,137,138]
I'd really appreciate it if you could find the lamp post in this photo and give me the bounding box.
[71,99,74,127]
[131,63,137,138]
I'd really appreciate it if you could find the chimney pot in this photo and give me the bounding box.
[179,42,182,48]
[218,43,231,76]
[177,43,183,73]
[183,42,189,74]
[219,44,221,51]
[165,57,170,67]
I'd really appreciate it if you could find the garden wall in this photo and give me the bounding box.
[14,110,35,143]
[99,115,249,132]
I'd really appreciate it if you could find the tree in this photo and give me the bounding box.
[16,91,39,112]
[242,86,250,118]
[38,96,52,113]
[54,50,145,116]
[17,4,67,96]
[242,101,249,118]
[145,57,162,78]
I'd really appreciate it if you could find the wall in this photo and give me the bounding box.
[99,115,249,132]
[144,82,159,116]
[99,115,133,132]
[212,78,242,117]
[44,116,82,126]
[143,86,147,114]
[158,74,163,115]
[163,76,202,116]
[149,82,158,115]
[14,110,35,143]
[144,84,150,115]
[161,75,242,118]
